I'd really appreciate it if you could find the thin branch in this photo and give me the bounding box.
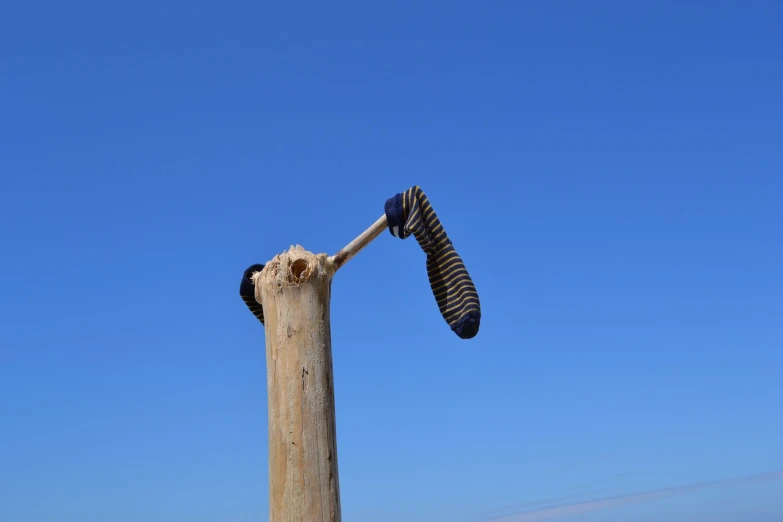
[328,214,388,271]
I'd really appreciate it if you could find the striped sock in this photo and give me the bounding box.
[240,263,265,325]
[384,186,481,339]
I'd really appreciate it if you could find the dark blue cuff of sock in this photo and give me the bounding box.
[240,263,265,299]
[452,311,481,339]
[384,192,406,238]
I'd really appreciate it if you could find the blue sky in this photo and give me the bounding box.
[1,1,782,521]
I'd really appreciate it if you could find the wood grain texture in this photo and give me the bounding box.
[254,245,341,522]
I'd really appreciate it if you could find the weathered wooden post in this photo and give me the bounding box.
[240,187,480,522]
[254,246,339,521]
[243,217,387,522]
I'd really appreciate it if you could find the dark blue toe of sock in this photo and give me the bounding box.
[452,312,480,339]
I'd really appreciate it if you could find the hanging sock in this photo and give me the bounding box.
[239,263,266,325]
[384,186,481,339]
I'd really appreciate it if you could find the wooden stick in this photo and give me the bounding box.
[328,214,388,271]
[255,246,342,522]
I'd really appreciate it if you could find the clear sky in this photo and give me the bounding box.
[1,2,782,521]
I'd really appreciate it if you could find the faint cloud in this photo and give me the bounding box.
[476,470,638,520]
[482,470,783,522]
[565,471,638,491]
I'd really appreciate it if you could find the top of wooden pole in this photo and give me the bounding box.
[253,244,335,292]
[248,214,387,294]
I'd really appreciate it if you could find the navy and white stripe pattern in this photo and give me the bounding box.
[239,263,265,325]
[384,186,481,339]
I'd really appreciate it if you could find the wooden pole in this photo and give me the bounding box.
[254,245,341,522]
[251,218,387,521]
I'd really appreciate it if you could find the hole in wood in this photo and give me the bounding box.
[290,259,309,282]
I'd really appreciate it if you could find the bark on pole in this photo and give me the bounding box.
[254,245,341,522]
